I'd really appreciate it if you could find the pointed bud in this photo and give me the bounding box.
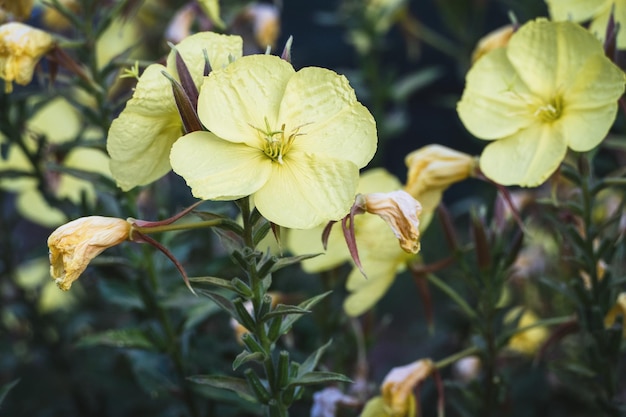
[471,24,515,64]
[161,70,203,133]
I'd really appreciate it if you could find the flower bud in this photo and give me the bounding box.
[404,144,476,219]
[0,22,55,92]
[471,24,515,64]
[605,292,626,337]
[357,190,422,254]
[381,359,435,416]
[48,216,131,290]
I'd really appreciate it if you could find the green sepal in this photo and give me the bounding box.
[244,369,271,403]
[187,375,257,403]
[241,333,267,356]
[233,297,256,331]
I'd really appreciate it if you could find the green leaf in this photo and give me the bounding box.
[0,379,19,406]
[391,66,443,102]
[262,304,311,321]
[183,302,222,331]
[280,291,332,334]
[288,371,352,388]
[190,276,236,291]
[75,328,156,350]
[188,375,256,403]
[96,278,144,310]
[298,339,333,377]
[270,253,322,273]
[197,288,238,319]
[233,350,265,370]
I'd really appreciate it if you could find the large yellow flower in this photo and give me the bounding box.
[546,0,626,49]
[287,169,413,316]
[170,54,377,229]
[457,19,625,187]
[106,31,242,191]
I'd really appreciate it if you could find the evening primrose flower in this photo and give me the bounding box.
[106,31,243,191]
[170,54,377,229]
[457,19,625,187]
[360,359,435,417]
[546,0,626,49]
[0,22,54,93]
[48,217,132,290]
[404,144,476,229]
[287,169,414,316]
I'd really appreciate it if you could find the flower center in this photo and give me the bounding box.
[533,96,562,122]
[256,117,301,165]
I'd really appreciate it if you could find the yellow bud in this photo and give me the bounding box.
[404,144,476,215]
[471,24,515,64]
[605,292,626,337]
[0,22,54,93]
[47,216,131,291]
[360,190,422,254]
[381,359,435,416]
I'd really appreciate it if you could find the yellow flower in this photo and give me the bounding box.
[506,307,549,355]
[605,292,626,336]
[404,144,475,229]
[0,22,54,93]
[360,359,435,417]
[48,216,132,290]
[106,31,243,191]
[457,19,625,187]
[287,169,413,316]
[0,98,111,227]
[170,54,377,229]
[546,0,626,49]
[0,0,34,20]
[471,24,515,64]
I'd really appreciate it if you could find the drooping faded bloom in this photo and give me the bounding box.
[170,54,377,229]
[287,169,415,316]
[0,22,54,93]
[48,217,132,290]
[404,144,476,228]
[458,19,625,187]
[106,31,243,191]
[605,292,626,336]
[360,359,436,417]
[546,0,626,49]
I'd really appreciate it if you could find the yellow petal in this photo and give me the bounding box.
[125,64,177,115]
[197,54,295,145]
[457,47,534,140]
[359,396,391,417]
[286,225,350,273]
[170,131,272,200]
[166,31,243,87]
[57,147,111,204]
[253,152,359,229]
[589,2,626,48]
[0,133,37,191]
[506,19,605,99]
[279,67,377,168]
[107,110,182,190]
[27,97,81,144]
[16,188,67,227]
[479,123,567,187]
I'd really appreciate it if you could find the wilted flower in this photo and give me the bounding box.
[310,387,359,417]
[506,307,549,355]
[458,19,625,187]
[356,190,421,253]
[546,0,626,48]
[360,359,435,417]
[106,31,243,191]
[604,292,626,336]
[48,217,132,290]
[287,169,414,316]
[471,24,515,64]
[170,54,377,229]
[404,144,476,228]
[0,22,55,93]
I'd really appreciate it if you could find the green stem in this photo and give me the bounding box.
[426,273,477,319]
[434,345,479,370]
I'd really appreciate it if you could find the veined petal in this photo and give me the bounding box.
[107,111,182,190]
[253,152,359,229]
[589,1,626,48]
[126,64,177,115]
[506,19,605,100]
[564,52,625,111]
[457,48,534,140]
[166,32,243,87]
[286,225,350,273]
[170,131,272,200]
[279,67,377,167]
[545,0,608,21]
[479,123,567,187]
[197,54,294,144]
[558,104,618,151]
